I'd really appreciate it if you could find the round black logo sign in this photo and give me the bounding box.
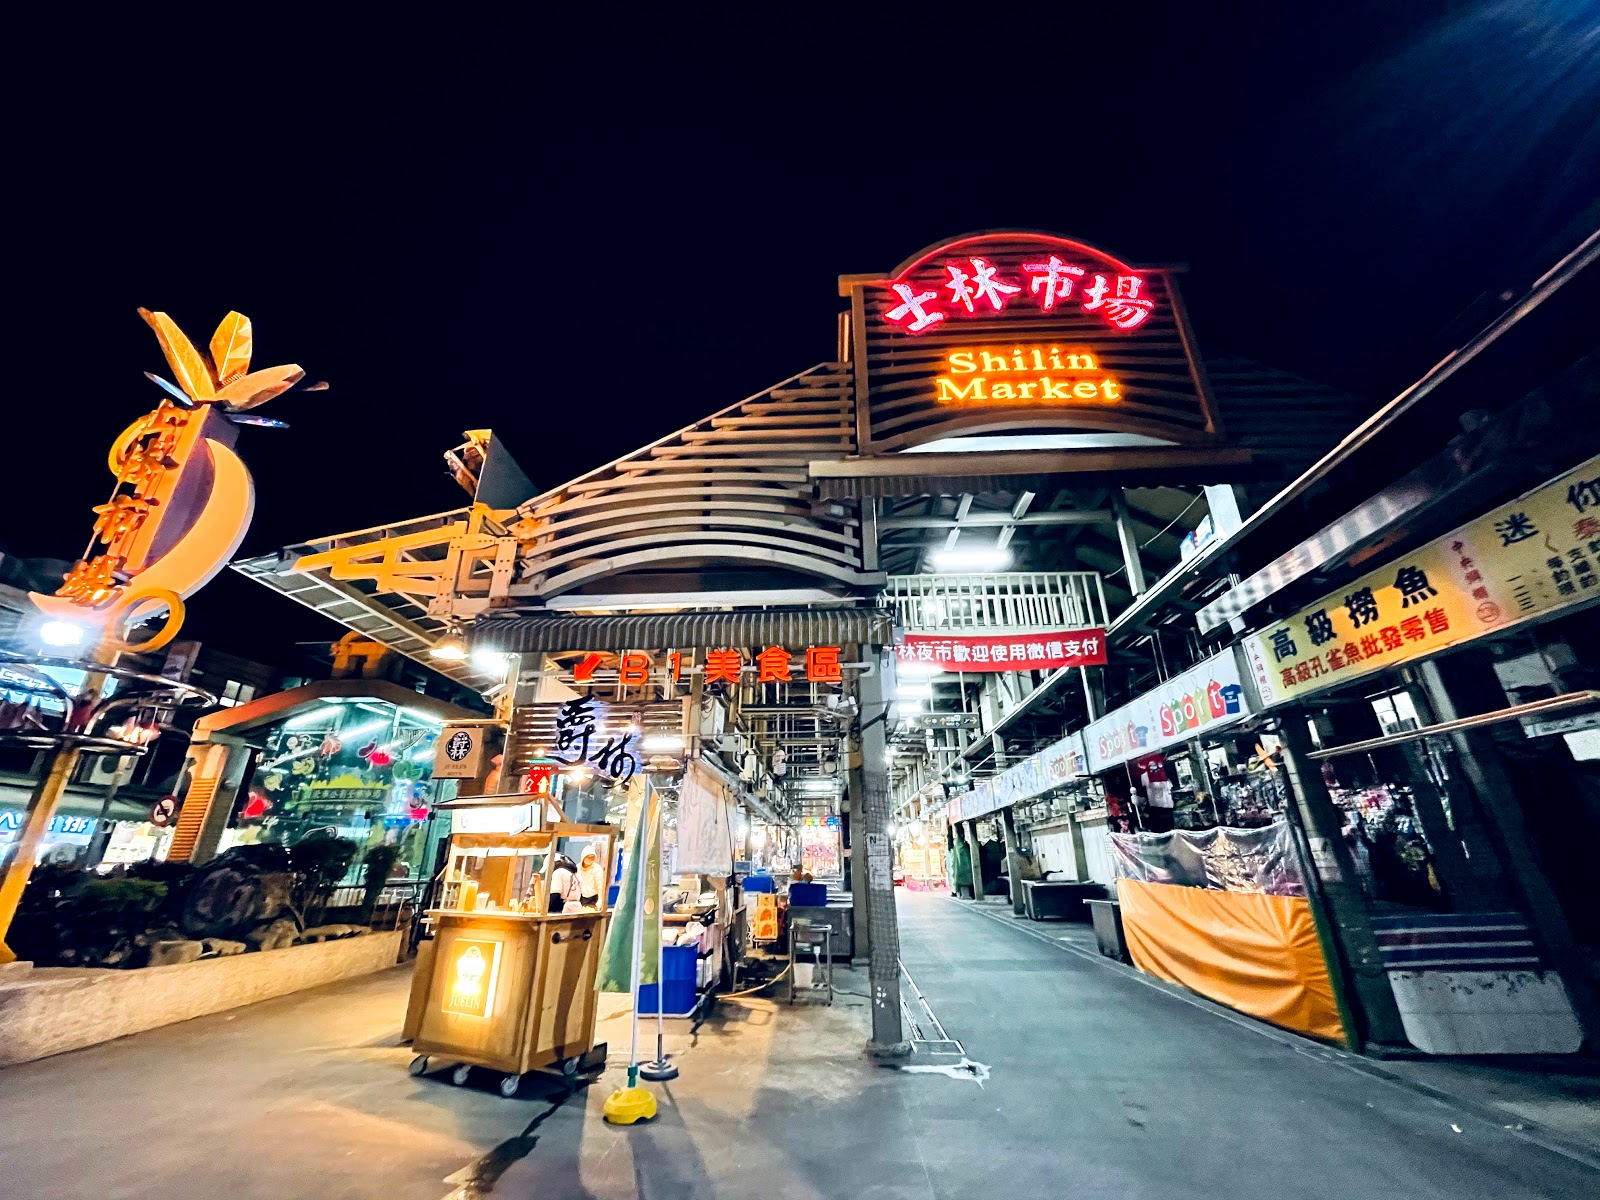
[444,730,475,762]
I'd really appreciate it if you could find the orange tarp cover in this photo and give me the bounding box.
[1116,879,1345,1043]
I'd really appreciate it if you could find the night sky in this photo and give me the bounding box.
[6,4,1597,665]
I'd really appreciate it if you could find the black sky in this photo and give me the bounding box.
[5,3,1597,663]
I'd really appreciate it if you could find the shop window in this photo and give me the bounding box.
[221,700,445,881]
[1370,689,1421,736]
[218,680,257,707]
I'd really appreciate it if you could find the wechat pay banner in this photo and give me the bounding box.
[1082,649,1251,775]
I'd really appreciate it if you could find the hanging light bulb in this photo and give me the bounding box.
[429,627,468,661]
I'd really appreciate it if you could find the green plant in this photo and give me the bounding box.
[74,878,168,915]
[289,833,359,925]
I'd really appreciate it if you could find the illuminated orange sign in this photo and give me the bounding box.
[30,309,306,652]
[935,347,1121,408]
[442,938,503,1019]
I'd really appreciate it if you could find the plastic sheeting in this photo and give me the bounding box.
[1117,879,1346,1043]
[673,760,736,876]
[1109,821,1306,897]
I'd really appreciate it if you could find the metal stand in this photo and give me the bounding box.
[788,918,833,1005]
[638,883,678,1082]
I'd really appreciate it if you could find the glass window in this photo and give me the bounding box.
[225,699,444,880]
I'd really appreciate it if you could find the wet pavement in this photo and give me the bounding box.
[1,891,1596,1198]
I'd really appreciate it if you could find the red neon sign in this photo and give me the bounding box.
[879,237,1157,336]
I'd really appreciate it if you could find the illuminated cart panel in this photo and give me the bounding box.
[404,812,617,1096]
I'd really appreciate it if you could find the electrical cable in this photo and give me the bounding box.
[719,962,793,998]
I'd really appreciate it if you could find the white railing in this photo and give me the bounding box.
[886,572,1108,633]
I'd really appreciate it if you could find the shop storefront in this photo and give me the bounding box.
[1233,456,1600,1054]
[167,679,487,878]
[1082,648,1259,835]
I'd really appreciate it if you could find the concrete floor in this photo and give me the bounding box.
[1,892,1596,1198]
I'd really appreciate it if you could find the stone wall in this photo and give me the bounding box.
[0,929,404,1067]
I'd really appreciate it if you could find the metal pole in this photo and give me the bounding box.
[625,784,649,1090]
[0,747,82,962]
[639,779,678,1081]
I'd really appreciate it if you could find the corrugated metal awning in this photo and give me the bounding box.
[472,606,896,652]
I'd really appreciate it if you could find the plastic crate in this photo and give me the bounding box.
[741,874,775,894]
[789,882,826,907]
[638,943,699,1015]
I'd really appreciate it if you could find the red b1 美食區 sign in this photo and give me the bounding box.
[895,631,1106,673]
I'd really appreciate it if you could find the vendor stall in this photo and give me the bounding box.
[404,795,616,1097]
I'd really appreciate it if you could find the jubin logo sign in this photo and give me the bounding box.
[443,939,502,1019]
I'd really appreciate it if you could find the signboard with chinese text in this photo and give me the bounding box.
[1243,456,1600,708]
[1082,650,1251,774]
[895,630,1107,673]
[946,731,1088,823]
[846,232,1219,452]
[567,646,851,686]
[433,724,490,779]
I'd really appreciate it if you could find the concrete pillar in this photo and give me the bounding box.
[1000,806,1026,916]
[963,819,984,900]
[1066,807,1091,880]
[1276,712,1406,1047]
[851,645,907,1056]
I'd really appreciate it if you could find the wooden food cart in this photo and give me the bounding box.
[405,798,617,1097]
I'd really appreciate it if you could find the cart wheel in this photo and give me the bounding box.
[451,1064,472,1086]
[499,1073,521,1098]
[408,1055,429,1077]
[561,1056,579,1079]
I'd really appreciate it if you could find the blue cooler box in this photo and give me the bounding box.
[638,943,699,1015]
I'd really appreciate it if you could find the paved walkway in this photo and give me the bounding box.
[0,893,1596,1198]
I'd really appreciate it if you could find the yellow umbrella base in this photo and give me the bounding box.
[603,1085,658,1125]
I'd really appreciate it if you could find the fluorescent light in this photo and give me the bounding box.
[285,701,345,729]
[894,701,924,719]
[927,545,1012,572]
[401,707,446,726]
[641,734,686,753]
[470,647,509,673]
[896,682,934,701]
[896,661,945,679]
[39,621,85,647]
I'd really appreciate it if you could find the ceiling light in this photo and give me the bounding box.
[896,661,945,679]
[429,629,468,661]
[470,647,509,673]
[641,733,685,753]
[927,545,1012,572]
[896,682,934,701]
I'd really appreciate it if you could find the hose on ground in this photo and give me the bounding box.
[719,962,793,999]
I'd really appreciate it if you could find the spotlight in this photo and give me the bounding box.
[429,629,468,661]
[39,621,85,648]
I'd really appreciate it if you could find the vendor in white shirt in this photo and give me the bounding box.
[576,846,606,908]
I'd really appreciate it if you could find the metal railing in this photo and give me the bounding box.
[887,572,1108,633]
